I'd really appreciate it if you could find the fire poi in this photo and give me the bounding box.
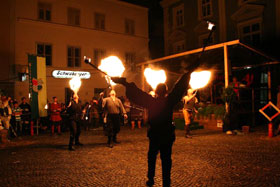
[144,68,167,90]
[98,56,125,85]
[189,70,211,89]
[69,76,82,97]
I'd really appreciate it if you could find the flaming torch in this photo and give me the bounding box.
[69,76,82,97]
[144,68,167,90]
[98,56,125,86]
[189,70,211,90]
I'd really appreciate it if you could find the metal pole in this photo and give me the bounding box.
[223,44,229,113]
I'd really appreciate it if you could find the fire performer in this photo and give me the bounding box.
[102,90,127,148]
[111,62,200,187]
[67,94,83,151]
[182,88,198,138]
[49,96,62,135]
[67,76,83,151]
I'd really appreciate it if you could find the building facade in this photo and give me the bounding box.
[0,0,149,104]
[161,0,280,56]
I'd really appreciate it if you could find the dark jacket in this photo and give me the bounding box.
[125,72,191,142]
[67,101,82,121]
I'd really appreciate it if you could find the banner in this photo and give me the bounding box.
[28,55,48,119]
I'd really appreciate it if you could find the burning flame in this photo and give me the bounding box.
[98,56,125,85]
[144,68,167,90]
[69,76,82,96]
[189,71,211,89]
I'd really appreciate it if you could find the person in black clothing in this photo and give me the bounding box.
[111,63,199,187]
[67,95,83,151]
[19,97,31,135]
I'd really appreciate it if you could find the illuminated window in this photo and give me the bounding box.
[125,19,135,35]
[38,2,51,21]
[67,47,81,67]
[37,43,52,66]
[239,21,261,45]
[125,52,136,71]
[68,8,80,26]
[94,13,105,30]
[93,49,106,66]
[173,4,184,28]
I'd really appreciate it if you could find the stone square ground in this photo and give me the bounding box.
[0,126,280,186]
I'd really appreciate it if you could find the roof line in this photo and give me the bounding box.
[136,39,279,66]
[136,40,240,66]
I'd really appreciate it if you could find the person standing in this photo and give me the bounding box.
[49,97,62,135]
[19,97,31,135]
[111,62,198,187]
[102,90,127,148]
[11,101,22,136]
[182,88,198,138]
[67,95,83,151]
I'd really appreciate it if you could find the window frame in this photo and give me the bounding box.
[173,4,184,29]
[38,2,52,21]
[198,0,213,20]
[93,49,106,66]
[67,7,81,26]
[238,18,262,45]
[36,43,52,66]
[124,18,135,35]
[67,46,81,67]
[172,40,185,54]
[94,12,106,30]
[125,52,136,71]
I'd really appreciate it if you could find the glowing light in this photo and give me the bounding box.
[144,68,167,90]
[98,56,125,85]
[44,104,48,110]
[69,76,82,96]
[189,71,211,89]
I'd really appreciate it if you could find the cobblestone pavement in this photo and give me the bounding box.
[0,126,280,187]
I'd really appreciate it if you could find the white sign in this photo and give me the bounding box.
[52,70,91,79]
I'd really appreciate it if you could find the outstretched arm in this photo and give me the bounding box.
[111,77,154,108]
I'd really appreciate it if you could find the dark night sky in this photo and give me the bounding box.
[120,0,164,59]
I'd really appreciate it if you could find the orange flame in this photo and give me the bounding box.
[98,56,125,85]
[189,71,211,89]
[144,68,167,90]
[69,76,81,96]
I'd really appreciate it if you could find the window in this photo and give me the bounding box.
[239,22,261,45]
[125,19,135,35]
[260,72,268,104]
[173,5,184,28]
[93,49,106,66]
[200,0,212,18]
[67,47,81,67]
[94,13,105,30]
[68,8,80,26]
[173,41,185,53]
[37,43,52,66]
[38,2,51,21]
[125,52,136,71]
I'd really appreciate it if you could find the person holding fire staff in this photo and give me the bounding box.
[67,94,83,151]
[182,88,198,138]
[49,96,62,135]
[111,62,201,187]
[102,89,127,148]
